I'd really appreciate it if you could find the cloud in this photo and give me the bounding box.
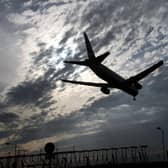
[0,0,168,153]
[0,112,19,124]
[6,68,56,108]
[0,101,20,137]
[18,114,77,143]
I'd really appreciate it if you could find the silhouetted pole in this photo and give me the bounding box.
[156,127,166,161]
[44,142,55,168]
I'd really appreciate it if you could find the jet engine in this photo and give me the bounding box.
[101,87,110,94]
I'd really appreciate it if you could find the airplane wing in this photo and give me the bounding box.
[61,79,109,87]
[128,60,163,81]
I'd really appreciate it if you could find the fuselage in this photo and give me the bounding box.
[88,62,138,97]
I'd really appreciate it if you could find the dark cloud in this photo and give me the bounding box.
[29,110,48,123]
[0,101,20,131]
[55,125,159,150]
[0,130,13,139]
[58,28,75,45]
[37,42,46,48]
[0,0,29,14]
[6,75,55,108]
[16,112,79,143]
[0,112,19,123]
[7,80,50,105]
[5,49,76,109]
[33,46,54,65]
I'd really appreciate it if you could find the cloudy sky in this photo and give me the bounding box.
[0,0,168,154]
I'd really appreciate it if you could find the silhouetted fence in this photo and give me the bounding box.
[0,145,149,168]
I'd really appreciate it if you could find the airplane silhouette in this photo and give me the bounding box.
[61,32,164,100]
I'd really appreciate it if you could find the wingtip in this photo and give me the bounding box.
[83,32,87,37]
[60,79,66,82]
[159,60,164,66]
[64,60,69,63]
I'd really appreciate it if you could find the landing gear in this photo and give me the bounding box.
[133,97,136,101]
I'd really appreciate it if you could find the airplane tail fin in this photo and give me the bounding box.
[84,32,110,63]
[64,33,110,66]
[84,32,96,61]
[64,60,88,66]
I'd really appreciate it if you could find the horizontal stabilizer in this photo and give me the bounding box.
[129,60,164,81]
[96,51,110,63]
[64,60,88,66]
[61,79,109,87]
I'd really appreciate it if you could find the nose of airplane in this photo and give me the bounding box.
[128,88,138,97]
[133,90,139,97]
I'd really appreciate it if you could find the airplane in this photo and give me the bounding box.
[61,32,164,100]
